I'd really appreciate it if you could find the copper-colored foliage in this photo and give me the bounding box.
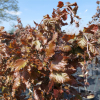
[21,67,30,82]
[50,53,67,71]
[66,2,77,6]
[35,32,47,45]
[53,89,60,98]
[46,42,55,57]
[83,24,98,34]
[13,59,28,72]
[89,43,99,55]
[9,39,17,48]
[57,1,64,8]
[35,59,43,70]
[45,32,58,58]
[0,1,100,100]
[60,45,72,52]
[52,8,57,18]
[62,34,75,42]
[13,76,20,89]
[62,14,68,21]
[47,80,54,93]
[43,14,50,19]
[21,39,27,45]
[70,14,73,24]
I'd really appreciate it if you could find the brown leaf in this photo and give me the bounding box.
[52,8,57,18]
[49,72,71,83]
[57,1,64,8]
[14,59,28,72]
[36,33,47,45]
[91,25,98,33]
[45,32,58,58]
[66,2,77,6]
[62,14,68,21]
[89,44,99,55]
[83,24,98,34]
[46,42,56,57]
[72,6,78,15]
[78,38,87,49]
[75,15,81,19]
[53,89,60,98]
[60,45,72,52]
[47,80,54,93]
[9,39,17,48]
[21,68,30,82]
[95,57,99,64]
[21,39,27,45]
[62,34,75,42]
[31,67,41,80]
[50,53,64,70]
[50,53,67,72]
[33,89,39,100]
[50,60,67,72]
[65,65,77,74]
[70,14,73,24]
[13,77,20,89]
[33,21,38,26]
[43,14,50,19]
[28,28,34,33]
[62,9,68,13]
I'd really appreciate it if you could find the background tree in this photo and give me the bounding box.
[8,22,16,34]
[0,0,19,23]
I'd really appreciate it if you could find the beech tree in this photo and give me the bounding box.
[0,1,99,100]
[0,0,19,23]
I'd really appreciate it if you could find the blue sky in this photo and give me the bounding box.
[0,0,98,34]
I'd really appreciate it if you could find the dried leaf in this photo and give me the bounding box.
[66,2,77,6]
[33,89,39,100]
[61,20,68,26]
[95,57,99,64]
[78,38,87,49]
[51,60,67,72]
[45,41,56,58]
[35,40,41,50]
[28,28,34,33]
[33,21,38,26]
[45,32,58,58]
[21,39,27,45]
[43,14,50,19]
[50,72,70,83]
[53,89,59,98]
[36,33,47,45]
[47,80,54,93]
[88,43,99,55]
[70,14,73,24]
[52,8,57,18]
[83,24,98,34]
[62,34,75,42]
[62,14,68,21]
[62,9,67,13]
[50,53,66,71]
[13,77,20,89]
[9,40,17,48]
[61,45,72,52]
[14,59,28,72]
[57,1,64,8]
[72,6,78,15]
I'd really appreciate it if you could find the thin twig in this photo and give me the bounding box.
[83,33,91,58]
